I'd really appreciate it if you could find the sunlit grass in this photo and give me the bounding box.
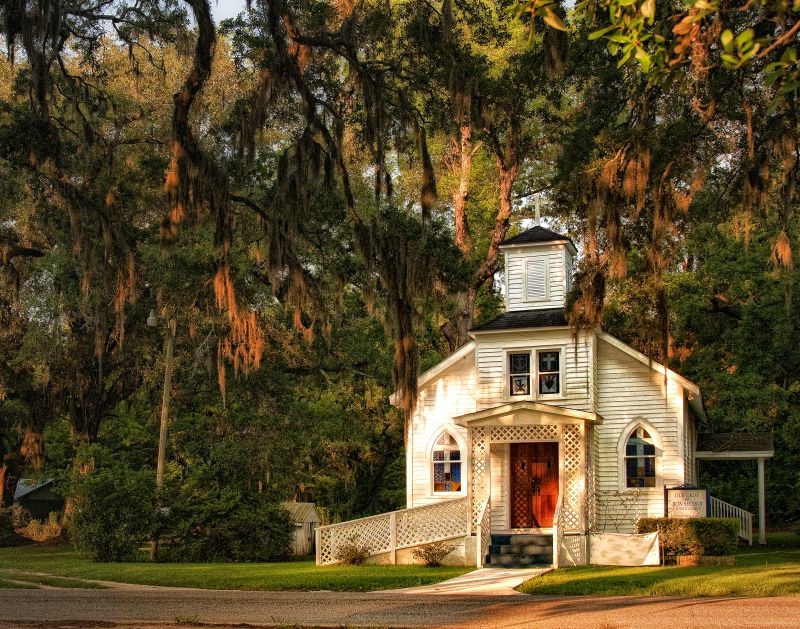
[0,546,471,591]
[518,532,800,597]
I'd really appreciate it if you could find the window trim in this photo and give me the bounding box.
[503,347,565,401]
[617,419,664,493]
[535,348,564,400]
[508,351,532,398]
[428,427,467,497]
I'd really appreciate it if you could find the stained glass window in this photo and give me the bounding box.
[432,431,462,492]
[538,350,560,395]
[509,353,530,396]
[625,426,657,488]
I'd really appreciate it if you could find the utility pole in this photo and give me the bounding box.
[150,316,176,561]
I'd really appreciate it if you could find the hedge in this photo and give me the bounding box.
[636,517,739,556]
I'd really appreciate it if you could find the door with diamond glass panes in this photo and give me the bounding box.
[510,442,559,528]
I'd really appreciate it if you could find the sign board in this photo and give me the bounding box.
[666,487,708,518]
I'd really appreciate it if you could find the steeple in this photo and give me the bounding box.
[498,226,576,313]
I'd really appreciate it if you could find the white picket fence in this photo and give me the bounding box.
[710,495,754,545]
[316,497,471,565]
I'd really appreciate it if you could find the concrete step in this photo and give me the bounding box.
[486,533,554,568]
[489,543,553,555]
[487,553,552,567]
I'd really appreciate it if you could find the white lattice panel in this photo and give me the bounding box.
[396,498,469,548]
[490,425,559,442]
[318,514,392,565]
[561,424,583,533]
[587,427,598,532]
[471,427,487,530]
[317,498,470,565]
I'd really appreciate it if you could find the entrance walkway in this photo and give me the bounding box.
[391,566,551,596]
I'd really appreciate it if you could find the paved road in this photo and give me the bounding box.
[2,588,800,628]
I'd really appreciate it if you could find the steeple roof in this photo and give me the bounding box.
[500,225,575,250]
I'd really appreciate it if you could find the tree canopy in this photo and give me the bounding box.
[0,0,798,527]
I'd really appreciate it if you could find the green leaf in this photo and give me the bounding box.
[588,25,617,40]
[635,46,652,71]
[720,29,734,53]
[734,29,754,48]
[608,34,632,43]
[542,9,568,31]
[641,0,656,20]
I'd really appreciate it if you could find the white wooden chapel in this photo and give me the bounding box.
[316,225,765,567]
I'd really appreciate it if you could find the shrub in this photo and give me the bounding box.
[163,490,292,562]
[411,541,456,567]
[69,465,156,561]
[18,511,62,543]
[0,508,24,547]
[335,534,371,565]
[637,517,739,556]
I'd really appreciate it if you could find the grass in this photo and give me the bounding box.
[0,545,471,591]
[518,531,800,597]
[0,569,105,589]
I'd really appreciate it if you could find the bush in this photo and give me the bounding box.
[0,508,24,547]
[18,511,62,543]
[335,534,371,565]
[162,490,292,562]
[69,465,156,561]
[411,541,456,567]
[637,517,739,556]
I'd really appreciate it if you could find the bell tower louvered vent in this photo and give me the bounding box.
[499,225,576,313]
[525,259,548,302]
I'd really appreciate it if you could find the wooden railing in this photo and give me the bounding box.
[316,497,470,565]
[475,498,491,568]
[710,495,753,545]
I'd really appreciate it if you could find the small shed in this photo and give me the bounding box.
[281,502,322,556]
[13,479,64,521]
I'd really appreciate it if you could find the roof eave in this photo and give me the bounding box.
[454,400,603,426]
[389,341,475,407]
[597,331,701,396]
[469,325,571,336]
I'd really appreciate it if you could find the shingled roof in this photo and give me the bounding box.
[696,432,774,454]
[470,307,568,332]
[500,225,575,248]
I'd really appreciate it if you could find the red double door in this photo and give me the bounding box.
[510,442,559,528]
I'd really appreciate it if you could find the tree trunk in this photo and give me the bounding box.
[453,122,473,255]
[440,287,477,352]
[1,456,23,509]
[441,123,519,353]
[476,157,517,285]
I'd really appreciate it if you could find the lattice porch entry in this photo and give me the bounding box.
[469,423,587,534]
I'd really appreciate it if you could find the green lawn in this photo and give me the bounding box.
[518,532,800,597]
[0,546,471,591]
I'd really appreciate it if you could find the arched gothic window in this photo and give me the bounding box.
[625,426,657,488]
[432,431,462,493]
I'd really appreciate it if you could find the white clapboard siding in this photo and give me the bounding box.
[594,337,685,530]
[408,348,477,508]
[476,329,593,412]
[505,247,569,312]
